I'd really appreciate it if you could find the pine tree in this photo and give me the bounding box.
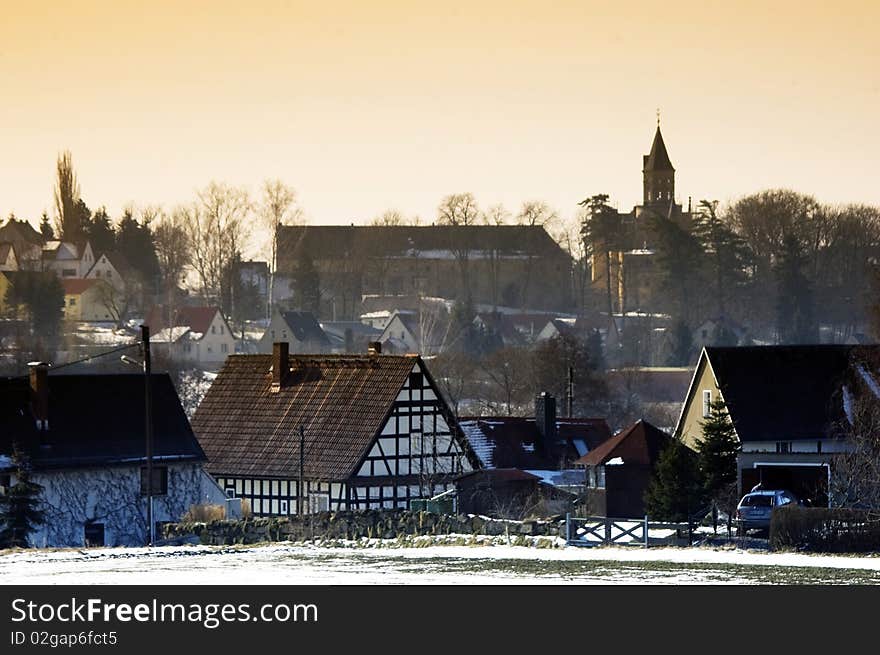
[696,398,740,500]
[643,439,706,522]
[0,446,45,548]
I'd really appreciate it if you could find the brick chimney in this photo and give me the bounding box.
[28,362,49,431]
[271,342,289,392]
[534,392,556,452]
[368,341,382,355]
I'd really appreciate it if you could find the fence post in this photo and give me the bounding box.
[565,512,570,544]
[605,518,611,544]
[644,515,649,548]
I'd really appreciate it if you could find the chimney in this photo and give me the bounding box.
[534,392,556,452]
[271,342,289,392]
[368,341,382,355]
[28,362,49,431]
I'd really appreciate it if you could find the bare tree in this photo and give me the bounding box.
[183,182,250,311]
[53,150,82,239]
[369,209,406,226]
[517,200,558,228]
[437,193,480,301]
[259,180,303,316]
[482,204,510,226]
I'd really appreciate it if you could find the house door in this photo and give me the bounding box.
[84,522,105,547]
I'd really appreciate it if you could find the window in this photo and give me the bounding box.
[220,325,224,335]
[68,297,76,306]
[84,522,105,547]
[309,493,330,513]
[184,343,192,353]
[225,487,236,499]
[140,466,168,495]
[409,372,423,389]
[221,343,228,353]
[701,390,712,417]
[62,268,76,277]
[776,442,791,454]
[211,325,216,334]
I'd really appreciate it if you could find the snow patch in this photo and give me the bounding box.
[606,457,625,466]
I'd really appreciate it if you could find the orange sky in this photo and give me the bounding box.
[1,0,878,244]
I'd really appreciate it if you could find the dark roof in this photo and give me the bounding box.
[458,416,612,470]
[643,126,674,172]
[455,468,540,483]
[191,353,421,480]
[577,419,673,467]
[0,373,205,470]
[276,224,569,271]
[0,219,44,246]
[703,345,880,442]
[280,311,331,345]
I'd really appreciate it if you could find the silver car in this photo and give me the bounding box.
[735,489,801,532]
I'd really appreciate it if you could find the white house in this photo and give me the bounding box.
[42,240,95,279]
[0,364,227,547]
[258,309,331,354]
[146,305,237,367]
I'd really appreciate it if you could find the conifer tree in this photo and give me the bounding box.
[696,398,740,501]
[0,446,45,548]
[643,439,705,522]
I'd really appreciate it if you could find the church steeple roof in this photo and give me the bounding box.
[643,126,674,172]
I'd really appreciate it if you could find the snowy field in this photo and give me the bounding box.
[3,539,880,585]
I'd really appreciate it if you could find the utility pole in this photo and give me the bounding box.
[141,325,154,546]
[299,424,305,516]
[567,366,574,418]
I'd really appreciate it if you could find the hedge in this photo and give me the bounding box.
[770,506,880,553]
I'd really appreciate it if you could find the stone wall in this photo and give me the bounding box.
[159,509,566,546]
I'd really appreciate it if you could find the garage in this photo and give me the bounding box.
[741,463,829,507]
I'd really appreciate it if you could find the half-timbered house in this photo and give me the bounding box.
[191,342,479,515]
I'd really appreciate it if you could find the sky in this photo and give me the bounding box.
[1,0,878,250]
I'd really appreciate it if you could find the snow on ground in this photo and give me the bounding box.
[2,539,879,585]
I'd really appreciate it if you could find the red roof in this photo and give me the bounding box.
[576,419,673,467]
[145,305,223,336]
[61,278,98,295]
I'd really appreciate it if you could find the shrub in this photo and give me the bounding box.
[770,506,880,552]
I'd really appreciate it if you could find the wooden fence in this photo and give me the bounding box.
[565,514,693,547]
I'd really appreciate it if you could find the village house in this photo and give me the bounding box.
[42,240,95,279]
[146,305,237,368]
[191,342,479,515]
[0,364,226,547]
[61,278,115,322]
[675,345,880,506]
[577,419,677,518]
[320,320,383,354]
[258,309,331,354]
[274,224,573,320]
[0,218,43,271]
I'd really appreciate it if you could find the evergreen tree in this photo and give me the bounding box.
[0,446,45,548]
[650,215,705,326]
[116,210,161,296]
[643,439,706,522]
[696,398,740,500]
[579,194,620,316]
[84,206,116,255]
[39,212,54,240]
[668,320,693,366]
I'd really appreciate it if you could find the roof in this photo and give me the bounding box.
[0,219,44,246]
[577,419,673,467]
[458,416,612,470]
[643,126,674,172]
[455,468,540,483]
[146,305,223,337]
[0,373,205,470]
[700,345,880,442]
[61,278,98,295]
[280,311,331,345]
[191,353,422,480]
[276,224,570,270]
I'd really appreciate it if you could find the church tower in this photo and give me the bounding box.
[642,123,675,207]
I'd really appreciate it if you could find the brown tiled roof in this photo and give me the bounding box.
[191,353,419,480]
[61,278,98,295]
[145,305,223,336]
[577,419,672,467]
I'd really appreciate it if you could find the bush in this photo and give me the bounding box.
[770,506,880,552]
[183,504,226,523]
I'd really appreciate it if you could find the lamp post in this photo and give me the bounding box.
[299,424,305,516]
[123,326,154,546]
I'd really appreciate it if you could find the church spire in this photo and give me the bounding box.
[642,119,675,205]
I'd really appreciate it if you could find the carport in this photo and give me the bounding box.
[741,462,830,507]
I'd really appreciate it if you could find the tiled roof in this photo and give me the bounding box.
[457,417,612,469]
[61,278,98,295]
[576,419,673,467]
[191,354,420,480]
[146,305,223,337]
[0,373,205,470]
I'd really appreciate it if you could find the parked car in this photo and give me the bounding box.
[735,489,801,532]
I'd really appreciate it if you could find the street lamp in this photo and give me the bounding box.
[121,325,154,546]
